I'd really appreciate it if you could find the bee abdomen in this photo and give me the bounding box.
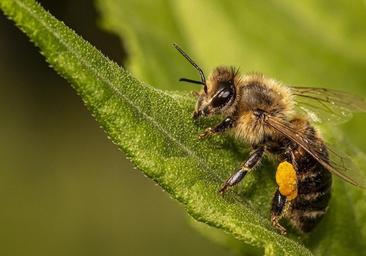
[290,167,332,232]
[297,168,332,194]
[296,211,327,233]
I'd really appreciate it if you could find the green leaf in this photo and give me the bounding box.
[1,0,365,255]
[96,0,366,255]
[189,217,263,255]
[97,0,366,92]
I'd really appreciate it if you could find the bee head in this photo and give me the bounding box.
[193,67,237,119]
[173,44,237,119]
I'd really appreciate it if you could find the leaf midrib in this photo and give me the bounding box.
[10,0,313,254]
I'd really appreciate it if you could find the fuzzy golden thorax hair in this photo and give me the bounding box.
[232,73,295,144]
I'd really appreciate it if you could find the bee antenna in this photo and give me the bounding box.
[173,43,206,85]
[179,78,206,85]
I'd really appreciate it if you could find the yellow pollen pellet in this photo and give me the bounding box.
[275,161,298,200]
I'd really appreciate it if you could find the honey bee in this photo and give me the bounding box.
[173,43,366,235]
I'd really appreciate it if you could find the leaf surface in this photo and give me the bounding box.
[96,0,366,255]
[1,0,366,255]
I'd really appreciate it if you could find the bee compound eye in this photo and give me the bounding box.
[211,88,234,108]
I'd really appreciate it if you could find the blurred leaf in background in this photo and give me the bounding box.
[1,0,310,255]
[96,0,366,255]
[1,0,366,256]
[0,1,231,256]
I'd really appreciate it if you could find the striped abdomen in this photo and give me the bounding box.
[287,133,332,232]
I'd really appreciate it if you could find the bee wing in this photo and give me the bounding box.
[291,86,366,124]
[266,116,366,188]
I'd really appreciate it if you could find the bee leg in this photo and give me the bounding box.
[219,147,264,194]
[271,188,288,235]
[199,117,234,139]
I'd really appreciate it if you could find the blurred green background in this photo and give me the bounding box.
[2,0,366,255]
[0,1,230,255]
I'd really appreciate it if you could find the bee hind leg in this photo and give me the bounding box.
[271,188,288,235]
[219,147,264,194]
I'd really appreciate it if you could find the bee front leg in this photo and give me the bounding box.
[219,147,264,194]
[198,117,234,139]
[271,188,288,235]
